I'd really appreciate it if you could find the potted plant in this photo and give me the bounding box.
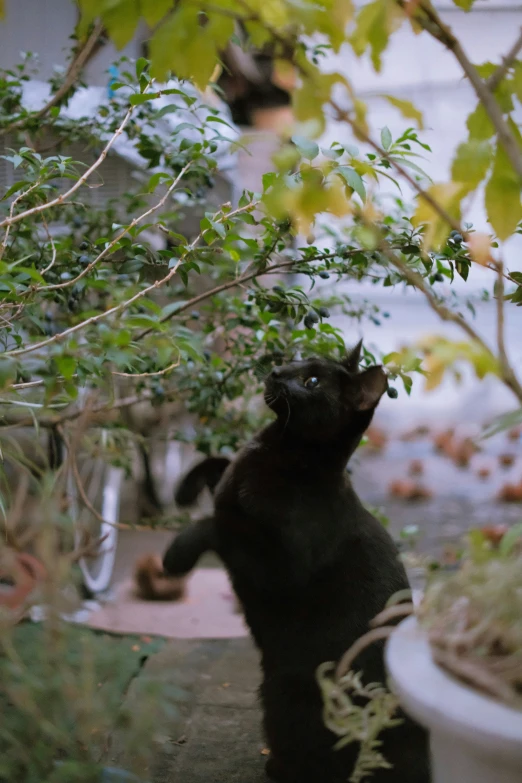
[386,527,522,783]
[319,526,522,783]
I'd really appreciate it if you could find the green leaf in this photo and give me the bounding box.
[451,140,492,188]
[135,57,148,79]
[1,180,29,201]
[481,408,522,439]
[130,93,154,105]
[485,143,522,241]
[381,126,392,150]
[55,355,76,381]
[336,167,366,201]
[140,0,173,26]
[499,523,522,557]
[380,95,423,129]
[292,135,319,160]
[350,0,401,72]
[467,103,494,141]
[388,156,431,180]
[0,358,17,389]
[102,0,140,49]
[149,6,232,89]
[452,0,476,9]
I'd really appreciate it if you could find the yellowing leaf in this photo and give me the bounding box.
[103,0,140,50]
[424,357,445,391]
[451,140,492,188]
[149,6,232,89]
[467,232,493,266]
[258,0,289,28]
[467,103,494,141]
[412,182,468,249]
[140,0,173,26]
[292,69,341,135]
[380,95,423,129]
[0,0,5,18]
[485,143,522,241]
[350,0,402,72]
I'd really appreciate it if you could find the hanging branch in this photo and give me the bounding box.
[0,21,105,138]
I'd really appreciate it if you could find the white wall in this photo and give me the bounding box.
[0,0,144,84]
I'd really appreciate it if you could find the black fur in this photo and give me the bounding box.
[174,455,231,507]
[163,344,429,783]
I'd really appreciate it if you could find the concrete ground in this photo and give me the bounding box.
[100,423,522,781]
[108,636,269,783]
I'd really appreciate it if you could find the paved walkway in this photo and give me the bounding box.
[110,637,269,783]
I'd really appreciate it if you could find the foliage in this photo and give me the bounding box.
[0,3,521,778]
[318,662,402,783]
[419,527,522,709]
[0,496,173,782]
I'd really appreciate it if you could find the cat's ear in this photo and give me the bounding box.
[355,366,388,411]
[341,339,363,374]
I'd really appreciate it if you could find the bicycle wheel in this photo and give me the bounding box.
[68,429,123,595]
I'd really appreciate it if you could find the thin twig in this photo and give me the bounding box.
[415,2,522,181]
[57,423,125,531]
[487,27,522,92]
[0,181,43,261]
[370,602,415,628]
[336,626,395,680]
[40,218,57,276]
[0,106,134,230]
[0,22,105,138]
[330,99,466,237]
[3,201,255,358]
[112,356,180,378]
[379,238,522,402]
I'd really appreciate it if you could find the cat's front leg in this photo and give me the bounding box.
[162,516,216,575]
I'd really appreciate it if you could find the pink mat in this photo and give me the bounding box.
[86,568,248,639]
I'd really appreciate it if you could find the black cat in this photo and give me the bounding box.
[162,342,430,783]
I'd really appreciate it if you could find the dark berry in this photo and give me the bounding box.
[317,306,330,318]
[318,271,330,280]
[190,310,200,320]
[304,312,319,329]
[79,241,90,251]
[387,386,398,399]
[449,232,463,245]
[433,273,444,282]
[383,312,390,318]
[79,255,90,266]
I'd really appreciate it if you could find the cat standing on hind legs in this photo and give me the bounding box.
[156,341,431,783]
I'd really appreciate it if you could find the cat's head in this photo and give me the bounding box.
[263,340,388,441]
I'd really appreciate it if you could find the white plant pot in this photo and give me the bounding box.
[386,616,522,783]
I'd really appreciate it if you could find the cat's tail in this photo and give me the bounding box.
[174,456,231,507]
[134,554,186,601]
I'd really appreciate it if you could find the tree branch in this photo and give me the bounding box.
[0,22,105,139]
[379,238,522,403]
[487,27,522,93]
[415,2,522,181]
[0,106,134,230]
[33,162,192,294]
[3,202,256,357]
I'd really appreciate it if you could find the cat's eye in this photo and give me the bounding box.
[304,376,319,389]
